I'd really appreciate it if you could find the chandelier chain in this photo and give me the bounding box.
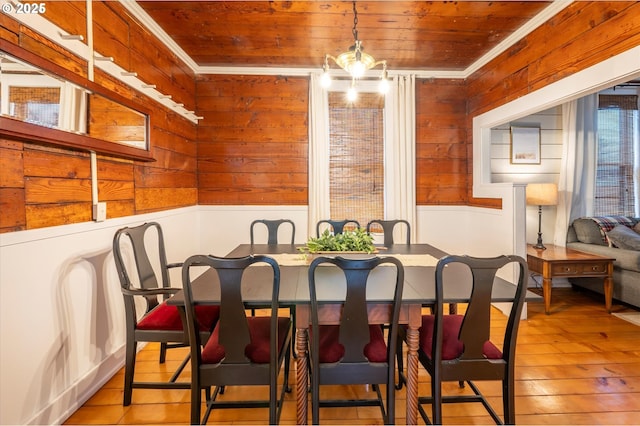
[320,0,389,97]
[352,1,358,42]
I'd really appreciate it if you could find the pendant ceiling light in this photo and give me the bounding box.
[321,1,389,98]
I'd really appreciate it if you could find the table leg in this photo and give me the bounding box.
[543,276,552,314]
[448,303,457,315]
[542,272,552,315]
[295,328,308,425]
[405,325,419,425]
[604,262,614,313]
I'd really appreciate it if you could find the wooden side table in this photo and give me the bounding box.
[526,244,615,314]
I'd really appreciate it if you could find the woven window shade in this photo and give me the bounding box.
[595,94,638,216]
[328,92,384,228]
[599,95,638,110]
[8,87,60,127]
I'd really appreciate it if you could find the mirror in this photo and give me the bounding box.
[1,54,87,131]
[0,44,152,161]
[87,93,147,149]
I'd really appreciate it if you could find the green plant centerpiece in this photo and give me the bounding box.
[299,227,376,254]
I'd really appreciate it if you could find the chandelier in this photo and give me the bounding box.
[320,1,389,100]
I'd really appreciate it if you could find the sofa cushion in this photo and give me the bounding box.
[635,222,640,234]
[607,225,640,251]
[573,216,639,246]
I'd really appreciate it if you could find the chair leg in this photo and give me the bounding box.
[159,342,168,364]
[395,333,405,390]
[311,363,320,425]
[191,381,202,425]
[284,342,292,393]
[276,350,291,423]
[385,380,395,425]
[431,373,442,425]
[123,340,137,406]
[503,376,515,424]
[291,307,298,359]
[269,381,276,425]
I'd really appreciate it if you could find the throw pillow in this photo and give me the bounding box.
[572,218,608,245]
[606,225,640,251]
[634,222,640,234]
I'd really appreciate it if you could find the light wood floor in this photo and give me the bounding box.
[64,287,640,425]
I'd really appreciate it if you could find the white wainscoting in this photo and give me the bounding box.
[0,207,200,425]
[197,205,309,256]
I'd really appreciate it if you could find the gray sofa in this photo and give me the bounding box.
[566,216,640,308]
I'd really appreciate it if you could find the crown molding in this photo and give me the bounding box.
[465,0,574,76]
[465,0,575,77]
[195,65,469,79]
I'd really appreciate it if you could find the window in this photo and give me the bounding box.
[308,75,415,240]
[9,87,60,128]
[328,92,384,226]
[595,94,639,216]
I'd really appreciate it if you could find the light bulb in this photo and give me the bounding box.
[351,61,365,79]
[320,71,332,88]
[378,78,390,94]
[347,86,357,102]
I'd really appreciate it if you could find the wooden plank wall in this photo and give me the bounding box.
[195,75,468,206]
[416,78,468,205]
[196,75,309,205]
[0,1,198,233]
[466,1,640,207]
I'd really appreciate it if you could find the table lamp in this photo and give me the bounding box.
[526,183,558,250]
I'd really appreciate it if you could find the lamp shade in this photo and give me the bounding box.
[526,183,558,206]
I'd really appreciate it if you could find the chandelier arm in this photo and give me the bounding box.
[325,54,339,63]
[325,56,386,70]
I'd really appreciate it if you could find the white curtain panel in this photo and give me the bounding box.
[307,73,417,242]
[554,94,598,246]
[308,73,331,239]
[384,75,417,243]
[58,82,87,133]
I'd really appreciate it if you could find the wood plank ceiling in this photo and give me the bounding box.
[136,1,553,71]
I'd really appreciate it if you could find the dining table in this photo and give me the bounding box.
[170,243,542,425]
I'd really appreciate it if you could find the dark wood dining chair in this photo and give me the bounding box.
[366,219,412,333]
[250,218,295,245]
[112,222,219,406]
[181,254,292,425]
[316,219,361,237]
[366,219,411,246]
[397,254,528,425]
[307,255,404,425]
[248,219,295,318]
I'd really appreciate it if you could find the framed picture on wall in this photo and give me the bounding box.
[510,125,541,164]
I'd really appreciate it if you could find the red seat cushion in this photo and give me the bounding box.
[137,301,220,331]
[315,324,388,363]
[202,316,291,364]
[419,314,503,360]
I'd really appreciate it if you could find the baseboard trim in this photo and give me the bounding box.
[27,346,125,425]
